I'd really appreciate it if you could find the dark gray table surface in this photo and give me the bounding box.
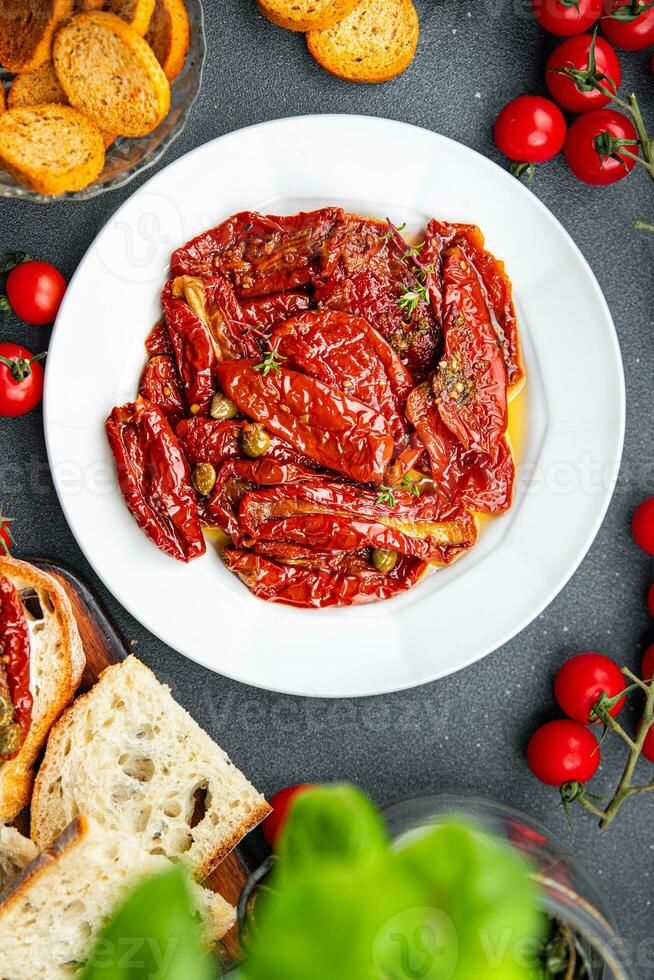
[1,0,654,973]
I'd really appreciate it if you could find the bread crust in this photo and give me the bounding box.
[108,0,157,35]
[0,87,5,113]
[0,0,75,74]
[54,11,171,137]
[0,557,85,822]
[146,0,191,81]
[256,0,361,31]
[307,0,419,83]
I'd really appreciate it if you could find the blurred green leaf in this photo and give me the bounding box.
[243,787,545,980]
[276,784,388,877]
[80,865,215,980]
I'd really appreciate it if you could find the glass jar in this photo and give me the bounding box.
[384,794,633,980]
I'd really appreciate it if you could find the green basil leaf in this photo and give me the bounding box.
[79,865,217,980]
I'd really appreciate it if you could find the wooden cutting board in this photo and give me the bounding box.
[22,557,255,966]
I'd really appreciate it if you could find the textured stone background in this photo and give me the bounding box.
[1,0,654,973]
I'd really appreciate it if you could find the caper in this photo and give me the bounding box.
[0,722,22,758]
[210,393,237,421]
[241,423,271,459]
[372,548,398,573]
[192,463,217,496]
[0,694,12,728]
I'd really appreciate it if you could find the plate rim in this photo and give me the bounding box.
[43,113,626,698]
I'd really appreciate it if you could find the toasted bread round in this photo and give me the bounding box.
[54,12,170,137]
[0,556,85,823]
[145,0,190,81]
[307,0,419,83]
[7,63,116,148]
[107,0,157,34]
[0,87,5,113]
[0,104,105,195]
[257,0,361,31]
[0,0,74,74]
[7,63,67,109]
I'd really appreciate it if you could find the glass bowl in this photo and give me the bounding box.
[0,0,206,203]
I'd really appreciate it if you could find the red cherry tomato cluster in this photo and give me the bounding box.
[262,783,316,849]
[495,0,652,186]
[527,652,626,786]
[0,256,65,417]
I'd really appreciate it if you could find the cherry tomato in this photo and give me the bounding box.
[642,723,654,763]
[554,652,626,723]
[263,784,316,849]
[632,497,654,555]
[532,0,603,34]
[601,0,654,49]
[0,514,12,554]
[5,261,67,326]
[494,96,567,163]
[0,343,45,417]
[546,34,622,112]
[527,720,600,786]
[642,643,654,682]
[564,108,638,184]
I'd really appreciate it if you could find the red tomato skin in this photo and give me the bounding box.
[601,0,654,49]
[564,109,637,185]
[546,35,622,113]
[554,653,626,723]
[494,96,567,163]
[533,0,603,33]
[263,784,316,849]
[527,720,600,786]
[633,498,654,556]
[6,261,67,326]
[643,724,654,763]
[642,643,654,683]
[0,518,11,554]
[0,344,45,417]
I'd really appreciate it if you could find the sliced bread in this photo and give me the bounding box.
[146,0,191,81]
[31,655,270,880]
[0,104,105,195]
[54,12,171,137]
[7,64,116,148]
[107,0,157,34]
[0,0,74,74]
[0,817,236,979]
[257,0,362,31]
[0,557,85,823]
[0,826,38,893]
[7,63,68,109]
[0,87,5,113]
[306,0,419,83]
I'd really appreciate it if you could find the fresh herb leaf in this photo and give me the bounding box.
[375,485,397,508]
[253,349,286,377]
[0,296,11,315]
[384,220,407,239]
[398,278,429,314]
[400,474,421,497]
[80,866,214,980]
[242,786,545,980]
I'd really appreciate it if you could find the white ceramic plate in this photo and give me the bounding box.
[44,115,625,698]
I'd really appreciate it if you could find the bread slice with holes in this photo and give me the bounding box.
[145,0,190,81]
[0,104,106,195]
[7,64,116,148]
[54,11,171,137]
[0,817,236,979]
[0,826,38,893]
[257,0,362,31]
[31,656,270,880]
[306,0,419,83]
[0,557,85,823]
[0,0,74,74]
